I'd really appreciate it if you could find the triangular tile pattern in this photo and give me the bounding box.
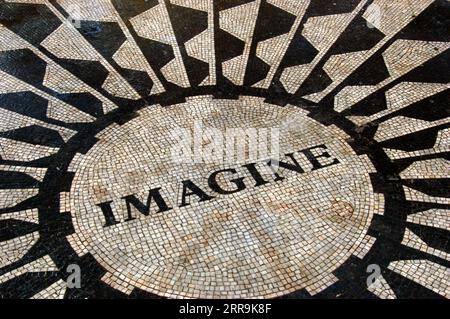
[0,0,448,299]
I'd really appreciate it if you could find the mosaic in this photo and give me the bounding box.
[0,0,448,299]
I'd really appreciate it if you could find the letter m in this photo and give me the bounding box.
[122,188,172,221]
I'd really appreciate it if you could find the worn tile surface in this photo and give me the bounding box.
[0,0,448,299]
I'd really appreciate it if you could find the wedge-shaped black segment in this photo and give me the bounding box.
[329,15,385,54]
[77,20,154,97]
[344,53,390,86]
[78,21,126,58]
[166,2,209,86]
[215,0,254,86]
[244,56,270,87]
[0,50,108,117]
[281,34,317,68]
[0,171,39,189]
[398,0,450,42]
[0,272,61,299]
[343,91,387,117]
[0,219,39,242]
[307,0,361,17]
[110,0,159,19]
[183,55,209,87]
[407,224,450,255]
[295,68,332,97]
[0,3,61,46]
[215,0,255,11]
[407,198,450,215]
[215,30,244,88]
[379,127,443,152]
[54,59,108,90]
[255,1,295,42]
[402,178,450,198]
[244,0,296,86]
[0,92,48,121]
[119,69,153,97]
[0,125,64,148]
[166,3,207,44]
[398,90,450,122]
[111,0,181,90]
[57,93,104,118]
[216,28,245,63]
[401,50,450,84]
[0,50,47,89]
[345,51,449,117]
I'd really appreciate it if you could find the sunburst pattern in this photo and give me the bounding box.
[0,0,448,299]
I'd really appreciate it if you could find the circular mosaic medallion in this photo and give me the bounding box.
[67,97,382,298]
[0,0,448,300]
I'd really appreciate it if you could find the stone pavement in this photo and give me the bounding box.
[0,0,448,299]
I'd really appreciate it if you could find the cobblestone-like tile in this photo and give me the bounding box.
[0,0,448,299]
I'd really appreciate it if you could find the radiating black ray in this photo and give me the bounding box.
[342,50,450,117]
[320,0,450,107]
[0,125,65,148]
[268,0,366,96]
[48,0,155,99]
[110,0,181,92]
[243,0,295,87]
[307,0,362,17]
[214,0,255,90]
[394,153,450,173]
[0,171,39,189]
[0,0,447,299]
[383,266,447,299]
[379,125,449,152]
[396,0,450,42]
[407,223,450,254]
[0,271,61,299]
[0,52,105,121]
[165,0,209,86]
[0,1,141,109]
[0,219,40,242]
[402,178,450,198]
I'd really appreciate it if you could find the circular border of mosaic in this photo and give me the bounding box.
[36,87,408,299]
[65,96,381,298]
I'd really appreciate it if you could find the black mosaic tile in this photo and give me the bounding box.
[0,0,448,300]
